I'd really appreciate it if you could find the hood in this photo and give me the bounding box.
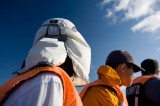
[97,65,121,86]
[17,18,91,86]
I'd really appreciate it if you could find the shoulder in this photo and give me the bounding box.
[4,72,63,105]
[144,78,160,88]
[82,85,118,105]
[145,78,160,85]
[143,77,160,95]
[26,72,63,88]
[142,78,160,105]
[15,72,63,94]
[87,85,117,99]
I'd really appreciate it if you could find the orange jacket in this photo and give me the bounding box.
[0,66,83,106]
[132,75,159,85]
[80,65,128,106]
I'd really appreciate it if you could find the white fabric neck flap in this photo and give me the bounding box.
[24,18,91,86]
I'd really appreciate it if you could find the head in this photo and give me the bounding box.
[105,50,145,87]
[141,59,159,76]
[22,18,91,86]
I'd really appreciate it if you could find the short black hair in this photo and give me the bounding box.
[141,59,159,75]
[105,62,121,69]
[59,55,75,77]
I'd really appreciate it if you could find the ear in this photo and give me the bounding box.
[121,63,126,70]
[117,63,125,73]
[120,63,126,72]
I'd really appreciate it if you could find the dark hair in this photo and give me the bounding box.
[105,62,121,69]
[59,55,75,77]
[141,59,159,75]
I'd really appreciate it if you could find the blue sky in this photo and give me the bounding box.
[1,0,160,93]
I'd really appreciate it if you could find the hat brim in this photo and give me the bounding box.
[132,63,145,72]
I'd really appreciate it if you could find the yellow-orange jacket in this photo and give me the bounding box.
[80,65,128,106]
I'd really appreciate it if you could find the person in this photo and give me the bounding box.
[0,18,91,106]
[80,50,145,106]
[126,59,160,106]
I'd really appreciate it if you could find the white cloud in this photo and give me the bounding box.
[131,11,160,33]
[100,0,160,33]
[106,9,113,18]
[100,0,115,6]
[114,0,129,12]
[124,0,156,20]
[104,9,117,24]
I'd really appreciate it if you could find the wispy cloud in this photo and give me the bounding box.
[99,0,160,33]
[99,0,116,7]
[131,11,160,33]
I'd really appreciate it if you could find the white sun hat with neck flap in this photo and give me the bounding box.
[17,18,91,86]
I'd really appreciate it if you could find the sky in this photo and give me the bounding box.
[1,0,160,93]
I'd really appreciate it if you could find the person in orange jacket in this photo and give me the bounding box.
[80,50,144,106]
[0,18,91,106]
[126,59,160,106]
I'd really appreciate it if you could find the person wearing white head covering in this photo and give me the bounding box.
[0,18,91,106]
